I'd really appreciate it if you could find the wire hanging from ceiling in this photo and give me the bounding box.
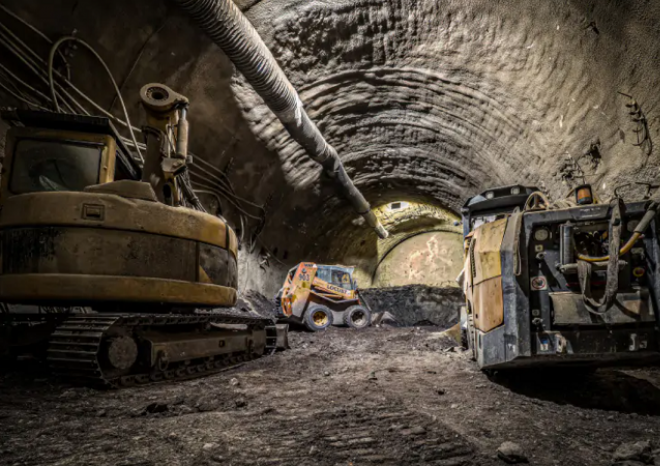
[0,5,267,249]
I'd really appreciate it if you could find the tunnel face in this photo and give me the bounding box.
[372,231,464,288]
[1,0,660,297]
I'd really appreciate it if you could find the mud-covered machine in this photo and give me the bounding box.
[275,263,371,331]
[0,84,287,387]
[460,184,660,370]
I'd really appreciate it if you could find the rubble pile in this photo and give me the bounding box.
[359,285,463,328]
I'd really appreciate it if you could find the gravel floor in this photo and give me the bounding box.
[1,327,660,466]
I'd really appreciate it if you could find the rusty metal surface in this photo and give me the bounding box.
[46,313,279,388]
[145,328,266,364]
[0,191,236,254]
[550,289,655,325]
[469,218,507,333]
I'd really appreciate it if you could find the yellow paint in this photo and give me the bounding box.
[0,273,237,306]
[467,218,507,333]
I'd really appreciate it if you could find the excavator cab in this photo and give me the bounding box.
[275,263,371,331]
[1,110,140,200]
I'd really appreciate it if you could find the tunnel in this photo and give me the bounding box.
[3,2,660,465]
[3,0,658,302]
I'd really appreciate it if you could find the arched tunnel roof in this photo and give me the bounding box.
[1,0,660,295]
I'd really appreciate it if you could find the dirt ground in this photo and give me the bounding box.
[2,327,660,466]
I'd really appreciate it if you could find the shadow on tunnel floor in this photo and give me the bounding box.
[490,367,660,415]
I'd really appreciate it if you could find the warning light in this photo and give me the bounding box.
[633,267,645,278]
[575,184,593,205]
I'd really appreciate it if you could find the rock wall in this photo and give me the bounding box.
[372,231,464,288]
[1,0,660,296]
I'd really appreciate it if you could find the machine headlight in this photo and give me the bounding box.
[511,187,521,195]
[534,228,550,241]
[485,191,495,199]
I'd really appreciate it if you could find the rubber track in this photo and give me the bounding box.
[47,313,277,388]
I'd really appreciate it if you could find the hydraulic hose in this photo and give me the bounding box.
[172,0,388,239]
[576,200,658,263]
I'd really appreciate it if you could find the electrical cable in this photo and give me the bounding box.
[47,36,142,161]
[0,17,139,129]
[0,79,47,110]
[0,2,72,80]
[185,147,264,211]
[190,162,234,193]
[0,6,267,244]
[195,155,237,192]
[0,14,93,116]
[189,164,264,209]
[190,178,263,220]
[0,29,77,114]
[109,17,170,113]
[0,61,53,104]
[189,170,265,220]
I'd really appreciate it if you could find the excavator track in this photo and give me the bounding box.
[47,313,278,388]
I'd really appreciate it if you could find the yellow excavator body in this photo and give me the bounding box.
[0,84,286,387]
[0,114,237,308]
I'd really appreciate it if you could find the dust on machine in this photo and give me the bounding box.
[460,183,660,370]
[0,84,287,387]
[275,263,372,331]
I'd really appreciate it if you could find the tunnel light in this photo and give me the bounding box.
[388,201,409,211]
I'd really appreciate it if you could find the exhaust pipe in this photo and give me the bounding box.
[172,0,389,239]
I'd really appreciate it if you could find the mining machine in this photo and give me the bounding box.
[275,263,371,331]
[0,84,287,387]
[460,184,660,370]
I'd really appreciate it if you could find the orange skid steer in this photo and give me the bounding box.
[274,263,371,331]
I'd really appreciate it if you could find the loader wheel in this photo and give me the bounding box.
[344,305,371,329]
[304,305,333,332]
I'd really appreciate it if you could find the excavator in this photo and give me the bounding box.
[275,263,371,331]
[0,83,287,387]
[460,184,660,370]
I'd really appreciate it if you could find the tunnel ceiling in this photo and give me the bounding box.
[2,0,660,294]
[233,0,660,282]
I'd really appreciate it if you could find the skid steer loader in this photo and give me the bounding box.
[275,263,371,331]
[460,184,660,370]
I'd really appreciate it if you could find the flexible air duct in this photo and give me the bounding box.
[172,0,389,239]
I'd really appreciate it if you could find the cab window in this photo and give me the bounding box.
[10,139,102,194]
[330,269,351,289]
[316,267,332,284]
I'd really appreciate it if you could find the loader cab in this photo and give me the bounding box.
[460,185,538,237]
[316,265,356,292]
[0,110,141,203]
